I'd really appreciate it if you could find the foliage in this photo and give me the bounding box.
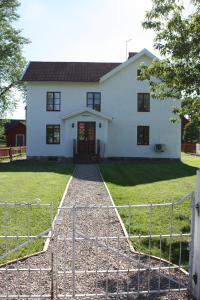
[0,119,6,141]
[0,0,29,117]
[183,121,200,143]
[139,0,200,125]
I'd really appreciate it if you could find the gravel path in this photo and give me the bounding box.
[0,164,189,299]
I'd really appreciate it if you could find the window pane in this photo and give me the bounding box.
[138,99,143,112]
[47,137,53,143]
[54,104,60,111]
[94,93,101,100]
[87,104,93,109]
[47,104,53,111]
[47,98,53,105]
[87,93,93,99]
[54,126,60,143]
[144,101,150,112]
[47,125,53,131]
[138,93,143,101]
[54,92,60,99]
[47,92,53,100]
[87,99,93,105]
[94,104,100,111]
[94,98,100,104]
[54,98,60,105]
[144,93,150,101]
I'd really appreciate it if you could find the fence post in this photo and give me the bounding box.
[192,170,200,299]
[9,147,12,162]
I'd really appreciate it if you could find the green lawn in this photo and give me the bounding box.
[100,154,200,268]
[0,161,74,263]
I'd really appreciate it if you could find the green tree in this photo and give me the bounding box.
[140,0,200,125]
[183,122,200,143]
[0,119,6,144]
[0,0,29,117]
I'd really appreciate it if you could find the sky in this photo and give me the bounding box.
[7,0,192,119]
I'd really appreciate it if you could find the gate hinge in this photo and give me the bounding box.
[195,203,200,216]
[193,273,198,285]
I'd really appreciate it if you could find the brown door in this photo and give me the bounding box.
[77,122,96,155]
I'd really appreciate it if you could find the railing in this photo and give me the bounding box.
[0,146,26,161]
[73,139,77,160]
[97,139,100,160]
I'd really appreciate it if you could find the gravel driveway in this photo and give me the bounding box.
[0,164,189,299]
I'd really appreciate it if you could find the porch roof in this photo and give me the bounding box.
[62,108,113,121]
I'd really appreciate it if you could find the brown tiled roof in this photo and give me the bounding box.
[22,61,121,82]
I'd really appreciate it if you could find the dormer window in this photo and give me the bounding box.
[46,92,61,111]
[87,92,101,112]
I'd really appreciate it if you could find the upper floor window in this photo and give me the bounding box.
[137,125,149,145]
[46,125,60,144]
[137,69,141,77]
[137,93,150,112]
[87,92,101,112]
[46,92,61,111]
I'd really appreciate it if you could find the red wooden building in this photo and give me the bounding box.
[5,120,26,147]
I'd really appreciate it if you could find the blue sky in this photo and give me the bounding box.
[8,0,192,119]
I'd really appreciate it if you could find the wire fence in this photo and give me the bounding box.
[0,193,194,299]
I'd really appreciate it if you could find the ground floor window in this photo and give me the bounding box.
[46,125,60,144]
[137,126,149,145]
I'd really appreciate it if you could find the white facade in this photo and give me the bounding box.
[25,49,181,160]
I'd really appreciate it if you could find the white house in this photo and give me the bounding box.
[22,49,181,161]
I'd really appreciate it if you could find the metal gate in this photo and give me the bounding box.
[53,194,192,299]
[0,194,193,299]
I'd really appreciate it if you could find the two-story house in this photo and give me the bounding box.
[22,49,180,161]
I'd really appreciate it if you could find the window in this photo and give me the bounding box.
[16,134,24,146]
[87,92,101,111]
[137,69,141,77]
[137,126,149,145]
[137,93,150,112]
[46,125,60,144]
[46,92,61,111]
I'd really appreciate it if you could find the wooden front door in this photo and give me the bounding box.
[77,122,96,155]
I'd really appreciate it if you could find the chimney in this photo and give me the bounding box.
[128,52,138,59]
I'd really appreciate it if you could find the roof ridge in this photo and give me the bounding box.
[29,61,121,64]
